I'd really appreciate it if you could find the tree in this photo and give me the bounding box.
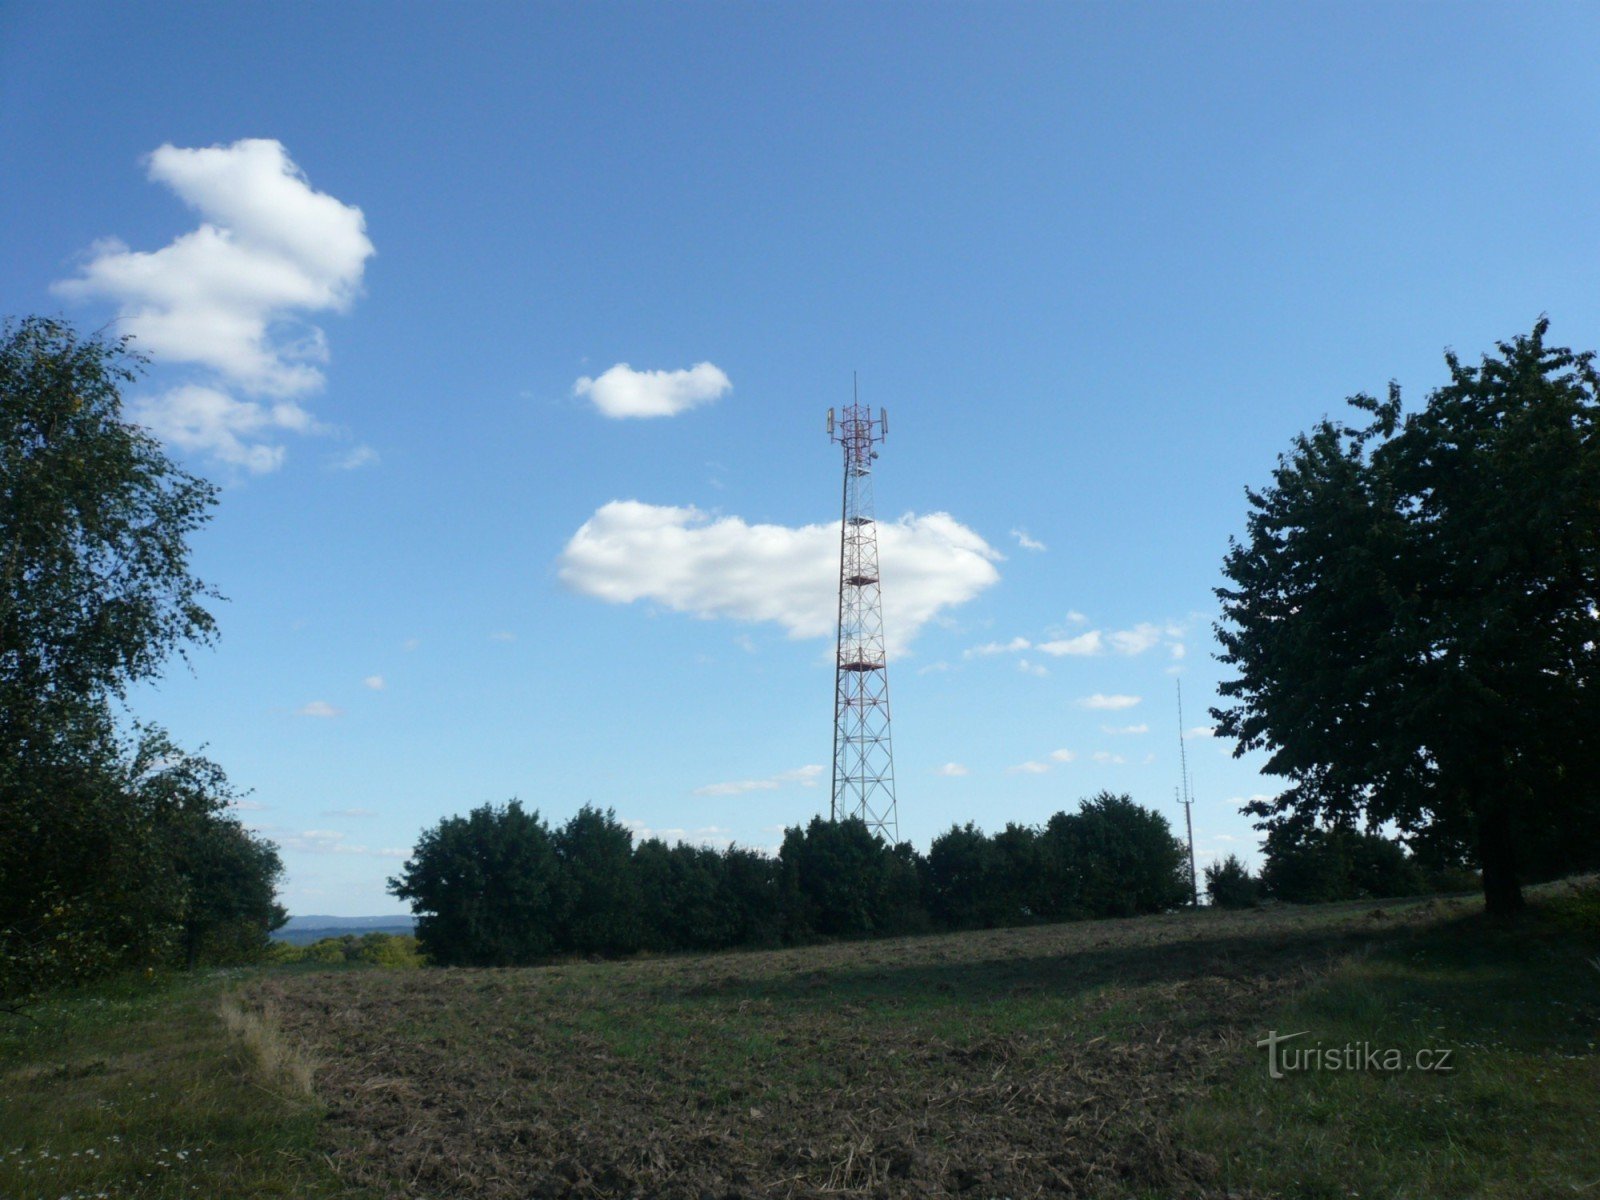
[1204,854,1262,909]
[1215,320,1600,915]
[1048,792,1190,918]
[778,817,928,941]
[0,317,218,763]
[388,800,563,966]
[553,805,642,956]
[1,317,283,1002]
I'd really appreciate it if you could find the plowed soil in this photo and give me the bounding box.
[253,898,1458,1198]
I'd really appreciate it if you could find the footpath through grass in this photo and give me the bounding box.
[0,968,361,1200]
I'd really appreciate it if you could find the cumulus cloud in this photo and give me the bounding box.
[333,444,379,470]
[1036,631,1102,656]
[1092,751,1127,765]
[363,675,385,691]
[128,384,314,474]
[559,502,1001,651]
[277,829,405,857]
[489,630,518,642]
[1007,761,1052,775]
[1102,723,1149,735]
[1079,693,1141,710]
[54,138,373,470]
[1017,659,1048,677]
[967,622,1181,661]
[966,637,1032,658]
[295,700,341,718]
[1011,528,1046,551]
[1049,748,1076,762]
[694,764,823,797]
[934,762,970,776]
[575,362,731,419]
[1185,725,1216,739]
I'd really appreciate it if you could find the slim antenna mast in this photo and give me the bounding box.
[1176,679,1199,906]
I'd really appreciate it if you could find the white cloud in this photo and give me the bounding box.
[1170,642,1187,660]
[277,828,404,857]
[54,138,373,470]
[694,763,823,797]
[129,384,313,474]
[1102,723,1149,735]
[402,638,420,652]
[1185,725,1216,739]
[333,444,379,470]
[917,661,951,675]
[1007,760,1052,775]
[489,630,517,642]
[1107,623,1166,655]
[1036,631,1103,656]
[1092,751,1127,765]
[1010,528,1046,552]
[1049,748,1076,762]
[322,807,377,817]
[1064,610,1088,624]
[295,700,341,718]
[966,636,1032,658]
[934,762,970,776]
[559,502,1001,651]
[1017,658,1048,677]
[621,819,739,849]
[229,798,269,812]
[574,362,731,419]
[363,675,385,691]
[1079,693,1141,710]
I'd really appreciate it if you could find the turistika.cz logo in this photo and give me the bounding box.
[1257,1030,1456,1079]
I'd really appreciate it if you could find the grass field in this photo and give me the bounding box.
[4,883,1597,1199]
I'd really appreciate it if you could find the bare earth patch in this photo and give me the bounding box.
[254,899,1463,1198]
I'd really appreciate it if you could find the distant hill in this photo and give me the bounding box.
[272,914,415,945]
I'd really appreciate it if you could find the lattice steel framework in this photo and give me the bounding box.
[827,399,897,840]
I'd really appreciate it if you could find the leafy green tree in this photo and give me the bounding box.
[0,318,285,1001]
[1050,792,1190,918]
[1215,320,1600,914]
[1204,854,1262,909]
[925,822,995,929]
[0,317,218,762]
[388,800,563,966]
[553,805,641,956]
[778,817,929,941]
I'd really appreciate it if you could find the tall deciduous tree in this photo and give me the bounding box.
[1,317,283,1001]
[1215,320,1600,914]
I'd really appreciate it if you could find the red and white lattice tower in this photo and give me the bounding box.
[827,397,897,840]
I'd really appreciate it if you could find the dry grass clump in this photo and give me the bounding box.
[218,991,315,1097]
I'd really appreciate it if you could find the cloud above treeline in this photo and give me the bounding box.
[575,362,731,419]
[54,138,375,473]
[557,501,1002,652]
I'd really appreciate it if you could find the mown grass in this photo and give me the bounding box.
[0,969,364,1200]
[1177,880,1600,1200]
[4,887,1595,1198]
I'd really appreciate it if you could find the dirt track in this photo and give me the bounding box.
[254,899,1456,1198]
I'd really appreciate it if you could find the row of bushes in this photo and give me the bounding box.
[1204,824,1481,908]
[387,792,1195,966]
[270,932,423,968]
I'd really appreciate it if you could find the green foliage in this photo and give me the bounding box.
[387,800,562,966]
[1215,319,1600,914]
[271,932,423,968]
[1204,853,1262,908]
[777,817,927,941]
[0,317,283,1006]
[1259,824,1424,903]
[1046,792,1192,918]
[554,805,642,956]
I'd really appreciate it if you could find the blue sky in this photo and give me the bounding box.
[4,2,1598,915]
